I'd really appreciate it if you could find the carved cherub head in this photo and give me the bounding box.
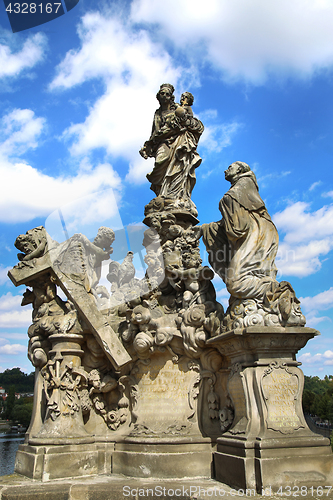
[93,227,115,253]
[168,224,183,239]
[88,369,102,390]
[180,91,194,107]
[15,233,36,258]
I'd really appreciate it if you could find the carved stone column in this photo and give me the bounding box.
[29,332,92,444]
[207,326,333,493]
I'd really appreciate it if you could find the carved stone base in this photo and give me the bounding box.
[14,442,113,481]
[108,349,217,478]
[113,439,215,478]
[143,196,199,224]
[214,434,333,492]
[207,326,333,492]
[127,351,203,438]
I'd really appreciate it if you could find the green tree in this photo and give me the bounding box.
[303,375,333,421]
[0,398,4,417]
[304,375,332,395]
[4,385,16,420]
[317,393,331,420]
[11,397,33,428]
[0,368,34,393]
[302,390,316,414]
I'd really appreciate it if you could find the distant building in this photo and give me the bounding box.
[0,387,33,401]
[0,387,7,400]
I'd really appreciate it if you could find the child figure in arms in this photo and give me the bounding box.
[175,91,194,119]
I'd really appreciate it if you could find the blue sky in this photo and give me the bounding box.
[1,0,333,377]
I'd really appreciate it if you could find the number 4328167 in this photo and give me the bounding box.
[6,2,62,13]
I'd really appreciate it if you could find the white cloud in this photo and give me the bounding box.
[49,11,244,185]
[50,13,180,91]
[0,343,26,355]
[44,183,124,240]
[323,191,333,198]
[298,350,333,366]
[309,181,322,191]
[50,12,180,141]
[274,202,333,244]
[215,284,229,310]
[131,0,333,84]
[49,12,194,185]
[0,107,118,224]
[0,292,22,311]
[300,287,333,314]
[0,266,11,286]
[297,287,333,328]
[0,108,45,157]
[0,32,46,79]
[0,309,31,329]
[0,156,122,223]
[257,170,291,187]
[199,120,243,154]
[0,333,27,341]
[276,239,333,278]
[273,202,333,277]
[0,292,31,328]
[0,108,122,226]
[303,315,330,328]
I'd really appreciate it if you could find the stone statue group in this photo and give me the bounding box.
[140,83,305,331]
[8,84,323,491]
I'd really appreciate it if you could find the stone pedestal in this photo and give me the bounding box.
[112,350,216,478]
[14,442,113,481]
[207,326,333,493]
[29,333,92,445]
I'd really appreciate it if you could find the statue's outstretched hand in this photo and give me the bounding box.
[139,147,148,159]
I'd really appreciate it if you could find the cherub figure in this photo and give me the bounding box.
[175,91,194,119]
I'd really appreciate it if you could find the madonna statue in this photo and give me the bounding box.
[140,84,204,200]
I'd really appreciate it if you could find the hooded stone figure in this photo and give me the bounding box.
[202,161,306,328]
[202,161,279,302]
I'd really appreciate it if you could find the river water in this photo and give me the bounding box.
[0,432,25,476]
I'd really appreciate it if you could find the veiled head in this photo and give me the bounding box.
[156,83,175,106]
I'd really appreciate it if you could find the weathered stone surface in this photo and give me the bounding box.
[14,442,114,481]
[202,162,306,329]
[140,84,204,201]
[113,441,214,479]
[126,350,202,437]
[0,474,331,500]
[209,327,333,492]
[6,85,331,493]
[8,227,131,370]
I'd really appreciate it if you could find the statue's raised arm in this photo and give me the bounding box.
[140,84,204,200]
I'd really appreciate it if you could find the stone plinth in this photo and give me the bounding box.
[112,350,215,478]
[207,326,333,493]
[14,442,113,481]
[127,351,202,436]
